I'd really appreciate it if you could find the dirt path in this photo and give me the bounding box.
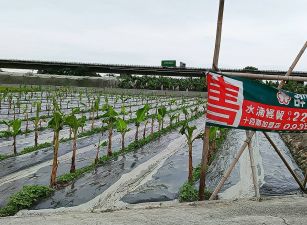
[1,196,306,225]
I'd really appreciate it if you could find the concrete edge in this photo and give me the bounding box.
[14,194,306,218]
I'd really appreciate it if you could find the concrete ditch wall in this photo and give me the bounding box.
[281,133,307,173]
[0,72,206,97]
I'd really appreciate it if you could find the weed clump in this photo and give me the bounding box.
[0,185,53,217]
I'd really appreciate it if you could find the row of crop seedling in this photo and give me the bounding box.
[57,110,205,186]
[0,92,184,125]
[40,97,203,187]
[0,93,202,133]
[0,96,204,162]
[0,106,205,217]
[0,95,200,139]
[0,91,186,120]
[0,85,187,111]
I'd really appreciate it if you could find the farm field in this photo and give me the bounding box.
[0,85,205,215]
[0,85,304,217]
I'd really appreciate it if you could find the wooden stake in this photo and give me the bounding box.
[209,131,255,200]
[198,124,210,200]
[263,132,306,193]
[198,0,225,200]
[212,0,225,70]
[246,131,260,198]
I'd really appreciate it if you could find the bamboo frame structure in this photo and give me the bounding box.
[209,132,255,200]
[261,42,307,193]
[223,72,307,82]
[207,0,261,201]
[204,0,307,201]
[278,41,307,88]
[209,42,307,200]
[261,43,307,193]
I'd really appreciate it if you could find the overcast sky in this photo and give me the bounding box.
[0,0,306,70]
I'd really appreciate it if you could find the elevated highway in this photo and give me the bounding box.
[1,59,307,77]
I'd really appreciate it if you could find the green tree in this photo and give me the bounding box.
[64,113,86,173]
[102,106,118,156]
[91,98,100,129]
[48,111,64,187]
[135,104,150,141]
[5,119,22,155]
[150,114,156,136]
[120,104,129,120]
[180,122,199,183]
[94,139,107,164]
[116,118,130,151]
[22,104,29,133]
[182,108,189,120]
[243,66,258,71]
[158,106,167,130]
[169,113,178,127]
[38,66,100,77]
[33,101,41,147]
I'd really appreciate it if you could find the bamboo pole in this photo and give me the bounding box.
[263,132,306,193]
[212,0,225,70]
[198,124,210,200]
[261,41,307,192]
[225,40,307,82]
[223,72,307,82]
[198,0,225,201]
[246,131,260,198]
[303,169,307,188]
[209,131,255,200]
[278,41,307,88]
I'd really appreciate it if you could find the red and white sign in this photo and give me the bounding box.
[206,72,307,132]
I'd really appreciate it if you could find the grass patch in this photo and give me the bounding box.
[178,182,212,202]
[0,154,11,161]
[57,164,96,184]
[0,131,11,138]
[178,182,199,202]
[178,128,229,202]
[20,142,53,154]
[78,127,107,138]
[192,164,201,183]
[178,166,213,203]
[208,128,229,165]
[0,185,53,217]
